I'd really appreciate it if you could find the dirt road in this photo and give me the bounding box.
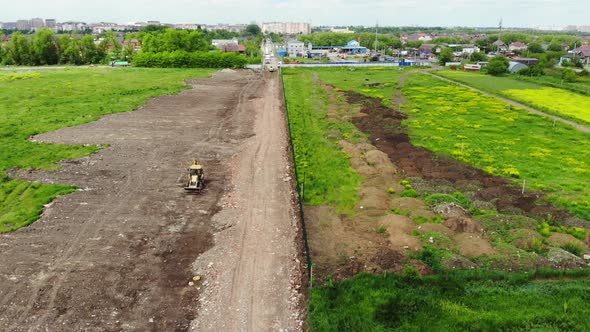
[191,72,304,331]
[0,70,303,331]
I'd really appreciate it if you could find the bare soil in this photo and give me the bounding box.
[0,70,303,331]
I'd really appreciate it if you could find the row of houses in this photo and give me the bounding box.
[284,39,368,57]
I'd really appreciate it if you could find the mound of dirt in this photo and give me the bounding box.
[547,248,589,269]
[391,197,427,210]
[547,233,588,251]
[418,223,455,237]
[444,216,484,234]
[509,228,544,251]
[358,187,390,215]
[433,203,468,219]
[441,255,478,269]
[365,149,397,174]
[339,140,362,158]
[381,214,422,251]
[454,233,497,257]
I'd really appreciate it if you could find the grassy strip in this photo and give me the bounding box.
[310,270,590,331]
[0,68,216,232]
[402,74,590,220]
[436,70,590,127]
[282,68,360,213]
[315,66,407,106]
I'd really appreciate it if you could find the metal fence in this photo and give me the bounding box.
[279,71,314,288]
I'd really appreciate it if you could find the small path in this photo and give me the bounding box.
[426,72,590,133]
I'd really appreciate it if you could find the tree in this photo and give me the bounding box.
[487,55,509,76]
[245,24,261,37]
[527,42,544,54]
[470,52,487,62]
[438,47,454,66]
[548,42,563,52]
[7,32,34,65]
[561,68,578,82]
[79,35,99,64]
[32,28,58,65]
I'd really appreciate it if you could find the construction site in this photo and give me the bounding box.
[0,70,306,331]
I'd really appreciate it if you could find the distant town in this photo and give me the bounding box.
[0,18,311,35]
[1,17,590,34]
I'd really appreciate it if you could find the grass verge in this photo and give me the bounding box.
[282,68,361,213]
[311,270,590,331]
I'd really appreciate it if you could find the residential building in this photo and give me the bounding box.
[492,40,508,52]
[212,38,239,49]
[573,45,590,65]
[16,19,31,30]
[45,19,57,30]
[262,22,311,35]
[330,27,354,34]
[509,42,527,52]
[147,21,161,25]
[3,22,16,30]
[206,24,247,33]
[59,21,88,31]
[173,23,204,30]
[286,39,306,56]
[30,18,45,30]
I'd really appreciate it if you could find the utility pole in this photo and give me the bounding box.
[374,21,378,55]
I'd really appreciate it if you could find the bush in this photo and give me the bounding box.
[487,55,509,76]
[562,242,585,257]
[400,188,418,198]
[133,50,250,68]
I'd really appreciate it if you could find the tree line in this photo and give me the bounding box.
[0,24,265,67]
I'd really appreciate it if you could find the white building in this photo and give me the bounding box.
[212,38,239,49]
[262,22,311,35]
[286,40,306,56]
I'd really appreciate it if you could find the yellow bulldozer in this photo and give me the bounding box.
[184,160,205,193]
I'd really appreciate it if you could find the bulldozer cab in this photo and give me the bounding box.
[185,160,204,193]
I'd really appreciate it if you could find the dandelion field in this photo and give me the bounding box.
[403,74,590,220]
[437,70,590,127]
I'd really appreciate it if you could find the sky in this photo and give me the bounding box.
[1,0,589,27]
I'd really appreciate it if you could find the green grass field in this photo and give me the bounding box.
[437,70,590,127]
[402,74,590,220]
[0,68,215,232]
[282,68,362,212]
[311,271,590,332]
[281,67,590,331]
[311,68,590,219]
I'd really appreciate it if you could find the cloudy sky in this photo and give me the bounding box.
[1,0,588,27]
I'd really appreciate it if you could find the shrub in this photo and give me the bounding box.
[400,188,418,198]
[562,242,585,257]
[133,50,250,68]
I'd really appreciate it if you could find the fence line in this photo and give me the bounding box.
[279,71,314,288]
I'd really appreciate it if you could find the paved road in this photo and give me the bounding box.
[428,72,590,133]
